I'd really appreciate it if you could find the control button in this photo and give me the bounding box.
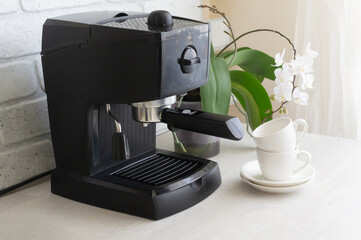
[180,46,201,74]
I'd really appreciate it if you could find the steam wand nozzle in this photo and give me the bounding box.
[112,132,130,160]
[105,104,130,160]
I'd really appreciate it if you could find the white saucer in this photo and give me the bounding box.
[240,160,316,187]
[240,174,314,193]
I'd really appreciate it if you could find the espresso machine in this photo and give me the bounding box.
[41,10,243,220]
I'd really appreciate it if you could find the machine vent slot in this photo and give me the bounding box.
[111,154,203,186]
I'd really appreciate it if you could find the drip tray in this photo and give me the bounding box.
[94,149,214,192]
[54,149,221,220]
[111,153,203,187]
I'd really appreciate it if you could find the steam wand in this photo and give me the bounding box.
[105,104,130,160]
[106,104,122,133]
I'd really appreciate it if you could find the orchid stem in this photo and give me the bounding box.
[217,29,297,60]
[198,5,237,67]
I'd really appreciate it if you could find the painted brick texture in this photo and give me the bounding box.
[20,0,101,12]
[0,0,202,191]
[0,60,38,103]
[0,1,18,15]
[0,97,49,145]
[0,140,54,188]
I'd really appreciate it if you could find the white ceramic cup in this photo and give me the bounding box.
[252,117,308,152]
[256,146,311,181]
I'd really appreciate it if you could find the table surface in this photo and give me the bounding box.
[1,130,361,240]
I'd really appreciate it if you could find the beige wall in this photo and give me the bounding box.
[201,0,299,118]
[202,0,298,58]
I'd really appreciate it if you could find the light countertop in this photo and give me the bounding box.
[1,130,361,240]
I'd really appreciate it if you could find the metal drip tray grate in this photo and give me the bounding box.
[111,154,203,186]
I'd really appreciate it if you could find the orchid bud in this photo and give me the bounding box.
[283,108,288,114]
[270,94,276,101]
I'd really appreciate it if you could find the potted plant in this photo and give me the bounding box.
[173,5,317,157]
[173,88,221,158]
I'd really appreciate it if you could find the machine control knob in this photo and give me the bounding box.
[147,10,173,31]
[180,46,201,74]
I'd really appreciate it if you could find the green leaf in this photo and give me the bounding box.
[224,48,277,81]
[242,68,265,83]
[230,70,272,130]
[210,44,215,58]
[200,57,231,115]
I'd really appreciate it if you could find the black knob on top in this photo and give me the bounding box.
[147,10,173,31]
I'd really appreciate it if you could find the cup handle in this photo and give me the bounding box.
[293,150,311,174]
[293,119,308,144]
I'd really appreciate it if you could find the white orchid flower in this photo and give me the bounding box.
[273,81,293,102]
[293,87,309,105]
[305,41,318,59]
[274,64,293,85]
[273,48,286,67]
[290,54,314,75]
[302,74,314,89]
[270,42,316,111]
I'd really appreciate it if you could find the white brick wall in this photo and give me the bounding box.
[0,60,38,102]
[0,97,49,145]
[0,0,202,191]
[0,1,18,15]
[20,0,101,12]
[0,140,54,188]
[144,0,202,20]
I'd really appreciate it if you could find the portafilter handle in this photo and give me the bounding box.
[161,108,244,141]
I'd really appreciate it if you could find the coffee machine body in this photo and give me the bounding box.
[42,11,243,220]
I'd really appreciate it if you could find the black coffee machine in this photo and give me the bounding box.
[41,10,243,220]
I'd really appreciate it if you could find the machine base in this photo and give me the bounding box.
[51,149,221,220]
